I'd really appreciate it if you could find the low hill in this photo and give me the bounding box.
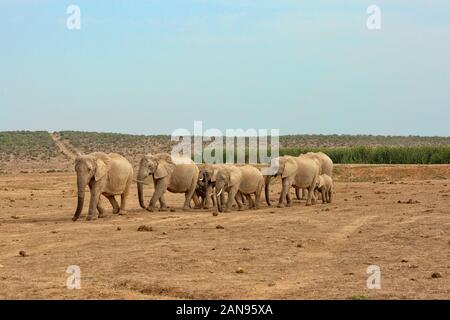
[1,131,450,174]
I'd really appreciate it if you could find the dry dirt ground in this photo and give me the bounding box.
[0,166,450,299]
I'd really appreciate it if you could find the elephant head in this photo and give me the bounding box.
[198,165,217,188]
[214,167,240,212]
[198,168,209,187]
[315,175,325,190]
[264,156,297,206]
[73,152,111,221]
[137,153,175,209]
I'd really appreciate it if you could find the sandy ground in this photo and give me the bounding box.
[0,168,450,299]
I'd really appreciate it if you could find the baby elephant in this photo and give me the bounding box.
[315,174,333,204]
[193,171,216,209]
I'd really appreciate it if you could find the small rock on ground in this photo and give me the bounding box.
[137,225,153,232]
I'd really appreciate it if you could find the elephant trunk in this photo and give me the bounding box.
[137,166,147,209]
[73,174,87,221]
[265,175,272,206]
[215,183,224,213]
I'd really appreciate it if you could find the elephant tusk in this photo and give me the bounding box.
[133,179,151,185]
[217,187,224,197]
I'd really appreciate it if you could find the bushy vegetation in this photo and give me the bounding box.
[59,131,175,163]
[280,134,450,148]
[279,146,450,164]
[0,131,58,161]
[193,146,450,164]
[1,131,449,165]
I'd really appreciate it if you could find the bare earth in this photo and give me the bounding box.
[1,166,450,299]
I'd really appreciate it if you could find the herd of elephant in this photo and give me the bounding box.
[72,151,334,221]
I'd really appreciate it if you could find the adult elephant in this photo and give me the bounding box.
[73,152,133,221]
[295,152,333,200]
[137,153,199,212]
[214,165,264,213]
[265,155,320,208]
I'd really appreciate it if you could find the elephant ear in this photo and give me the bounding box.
[211,168,218,182]
[228,167,241,186]
[282,157,297,178]
[154,155,176,179]
[92,153,111,181]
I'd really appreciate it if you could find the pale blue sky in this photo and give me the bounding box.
[0,0,449,135]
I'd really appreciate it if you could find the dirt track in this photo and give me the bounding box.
[0,168,450,299]
[51,133,80,160]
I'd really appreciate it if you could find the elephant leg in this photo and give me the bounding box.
[87,185,102,221]
[148,178,168,212]
[321,190,327,204]
[254,191,261,209]
[201,196,207,209]
[278,191,283,206]
[252,193,259,209]
[306,178,318,206]
[235,192,245,211]
[182,177,197,211]
[310,189,317,205]
[119,183,131,215]
[245,194,254,209]
[106,195,120,214]
[302,188,308,200]
[203,185,213,209]
[277,178,290,208]
[183,191,194,211]
[159,194,168,211]
[254,180,263,209]
[241,192,246,206]
[311,190,318,205]
[286,191,292,207]
[226,188,238,212]
[97,198,106,218]
[192,193,202,209]
[296,188,301,200]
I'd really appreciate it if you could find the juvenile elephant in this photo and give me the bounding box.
[73,152,133,221]
[265,155,320,208]
[193,164,219,209]
[315,174,333,203]
[137,153,199,212]
[195,163,233,209]
[215,165,264,213]
[193,171,216,209]
[295,152,333,200]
